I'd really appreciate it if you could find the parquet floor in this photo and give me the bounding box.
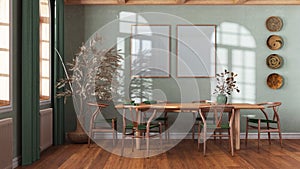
[17,139,300,169]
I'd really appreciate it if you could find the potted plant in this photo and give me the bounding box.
[56,35,122,143]
[213,69,240,104]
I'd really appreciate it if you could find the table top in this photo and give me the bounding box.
[115,102,264,110]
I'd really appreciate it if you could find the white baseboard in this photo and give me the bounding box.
[175,132,300,139]
[93,132,300,139]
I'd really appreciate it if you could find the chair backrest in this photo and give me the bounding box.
[200,105,235,128]
[258,102,281,121]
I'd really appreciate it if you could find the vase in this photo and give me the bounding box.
[217,94,227,104]
[67,118,88,143]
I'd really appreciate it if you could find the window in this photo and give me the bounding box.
[0,0,11,108]
[39,0,51,102]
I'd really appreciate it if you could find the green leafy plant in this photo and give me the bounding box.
[213,69,240,96]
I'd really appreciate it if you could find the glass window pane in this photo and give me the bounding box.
[0,51,9,74]
[0,0,9,23]
[0,25,9,49]
[41,23,49,41]
[0,76,9,101]
[41,42,49,59]
[40,78,50,100]
[40,0,49,18]
[41,60,49,77]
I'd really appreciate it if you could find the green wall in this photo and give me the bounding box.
[64,5,300,133]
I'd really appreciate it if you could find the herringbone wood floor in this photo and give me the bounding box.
[17,139,300,169]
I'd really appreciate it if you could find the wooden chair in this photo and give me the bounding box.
[198,105,235,156]
[121,107,162,156]
[245,102,282,149]
[143,100,169,140]
[191,100,215,140]
[87,103,117,148]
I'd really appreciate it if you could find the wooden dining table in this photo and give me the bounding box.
[116,102,264,150]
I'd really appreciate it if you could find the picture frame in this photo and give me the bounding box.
[176,24,216,78]
[130,24,171,78]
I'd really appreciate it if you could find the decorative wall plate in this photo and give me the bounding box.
[266,54,283,69]
[266,16,283,32]
[267,73,283,89]
[267,35,283,50]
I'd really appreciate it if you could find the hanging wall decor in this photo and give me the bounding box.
[266,16,283,32]
[267,73,283,89]
[267,35,283,50]
[266,54,283,69]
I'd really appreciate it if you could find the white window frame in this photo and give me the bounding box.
[39,0,51,105]
[0,0,12,113]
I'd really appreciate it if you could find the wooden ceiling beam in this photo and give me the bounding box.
[233,0,248,4]
[64,0,300,5]
[176,0,187,4]
[117,0,127,4]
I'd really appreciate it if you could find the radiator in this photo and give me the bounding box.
[40,108,53,152]
[0,118,13,169]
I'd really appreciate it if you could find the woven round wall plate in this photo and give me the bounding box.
[267,35,283,50]
[266,16,283,32]
[266,54,283,69]
[267,73,283,89]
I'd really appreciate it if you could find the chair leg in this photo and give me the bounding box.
[245,118,249,146]
[228,129,231,151]
[192,125,195,140]
[230,128,234,156]
[88,124,93,148]
[165,120,169,140]
[160,125,163,151]
[115,121,118,140]
[112,121,115,146]
[203,127,207,156]
[278,122,283,147]
[197,124,201,150]
[267,122,271,145]
[121,135,125,156]
[146,135,150,157]
[258,120,261,149]
[132,137,134,152]
[88,133,91,148]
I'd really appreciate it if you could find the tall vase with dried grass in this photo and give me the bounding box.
[56,35,122,143]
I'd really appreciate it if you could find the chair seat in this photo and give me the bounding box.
[94,117,117,123]
[125,123,160,130]
[201,123,230,129]
[248,118,278,124]
[155,117,168,121]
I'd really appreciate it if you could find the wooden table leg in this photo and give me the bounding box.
[234,109,241,150]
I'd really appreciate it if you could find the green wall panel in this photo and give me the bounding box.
[64,5,300,133]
